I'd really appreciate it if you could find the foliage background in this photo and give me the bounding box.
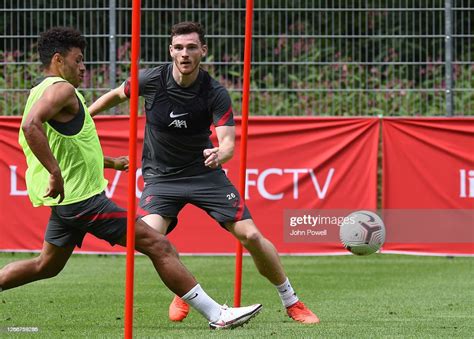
[0,1,473,116]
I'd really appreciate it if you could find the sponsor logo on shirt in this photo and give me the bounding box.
[169,111,189,118]
[169,120,188,128]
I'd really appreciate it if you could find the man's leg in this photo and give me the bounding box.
[116,218,193,296]
[140,214,190,322]
[141,214,171,235]
[226,219,286,285]
[116,218,262,328]
[226,219,319,324]
[0,241,74,291]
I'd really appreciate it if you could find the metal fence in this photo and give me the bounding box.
[1,0,473,116]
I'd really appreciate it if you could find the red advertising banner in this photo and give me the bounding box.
[382,118,474,255]
[0,117,379,254]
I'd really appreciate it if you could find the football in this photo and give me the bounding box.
[339,210,386,255]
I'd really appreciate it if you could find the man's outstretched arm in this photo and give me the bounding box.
[88,84,129,116]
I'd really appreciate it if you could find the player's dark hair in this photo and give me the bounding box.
[170,22,206,45]
[38,27,86,67]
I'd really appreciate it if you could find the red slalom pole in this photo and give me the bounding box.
[234,0,254,307]
[125,0,141,338]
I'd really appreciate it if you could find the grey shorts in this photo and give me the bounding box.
[139,170,252,234]
[45,192,127,248]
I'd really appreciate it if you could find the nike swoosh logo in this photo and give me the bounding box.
[170,111,189,118]
[188,293,199,300]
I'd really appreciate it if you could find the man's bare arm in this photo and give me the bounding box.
[88,84,129,116]
[203,126,235,168]
[104,156,129,171]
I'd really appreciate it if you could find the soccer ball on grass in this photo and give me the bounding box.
[339,210,386,255]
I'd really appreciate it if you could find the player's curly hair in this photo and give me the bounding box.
[38,27,86,67]
[170,22,206,45]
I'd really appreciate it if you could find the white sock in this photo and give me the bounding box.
[181,284,221,322]
[276,277,299,308]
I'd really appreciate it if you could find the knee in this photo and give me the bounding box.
[141,234,176,259]
[239,230,263,247]
[34,256,64,279]
[152,236,175,257]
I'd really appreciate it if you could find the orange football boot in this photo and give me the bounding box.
[286,301,320,324]
[169,295,190,322]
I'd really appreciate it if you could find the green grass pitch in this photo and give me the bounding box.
[0,253,473,338]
